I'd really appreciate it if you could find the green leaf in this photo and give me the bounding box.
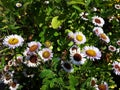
[51,16,63,29]
[40,85,48,90]
[67,0,85,5]
[40,69,55,79]
[72,5,82,12]
[54,32,59,36]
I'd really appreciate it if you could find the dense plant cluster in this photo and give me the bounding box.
[0,0,120,90]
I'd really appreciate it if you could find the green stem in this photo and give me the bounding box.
[0,48,9,53]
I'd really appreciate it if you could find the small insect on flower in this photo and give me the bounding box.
[99,33,110,43]
[74,32,86,45]
[112,61,120,75]
[3,34,24,49]
[28,41,42,52]
[70,52,86,65]
[16,2,22,8]
[93,27,104,36]
[38,48,53,62]
[83,46,102,60]
[108,45,116,52]
[61,61,74,73]
[115,4,120,9]
[9,81,19,90]
[79,12,89,21]
[92,16,105,27]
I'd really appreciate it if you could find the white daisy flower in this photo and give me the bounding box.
[3,34,24,49]
[23,48,35,56]
[99,33,110,43]
[8,60,13,66]
[16,2,22,8]
[9,82,19,90]
[115,4,120,9]
[92,16,105,27]
[3,72,13,84]
[61,61,74,73]
[69,45,80,55]
[117,40,120,46]
[28,41,42,52]
[24,54,41,67]
[38,48,53,62]
[97,82,108,90]
[70,52,86,65]
[112,61,120,75]
[80,12,89,21]
[93,27,104,36]
[83,46,102,60]
[74,32,86,45]
[90,77,97,87]
[3,65,10,72]
[108,45,116,52]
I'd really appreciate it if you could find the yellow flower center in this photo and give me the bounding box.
[99,33,107,39]
[29,45,38,52]
[86,49,96,57]
[44,41,51,48]
[42,51,50,58]
[8,38,19,45]
[76,35,83,41]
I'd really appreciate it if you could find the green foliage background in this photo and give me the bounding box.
[0,0,120,89]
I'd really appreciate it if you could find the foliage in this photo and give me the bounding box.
[0,0,120,90]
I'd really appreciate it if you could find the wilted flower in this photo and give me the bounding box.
[80,12,89,21]
[61,61,74,73]
[3,34,24,49]
[69,45,80,55]
[9,81,19,90]
[93,27,104,36]
[99,33,110,43]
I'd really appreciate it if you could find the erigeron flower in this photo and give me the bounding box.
[69,45,80,55]
[3,72,13,84]
[16,2,22,7]
[93,27,104,36]
[9,82,19,90]
[90,77,97,87]
[74,32,86,45]
[28,41,42,52]
[117,40,120,46]
[92,16,105,27]
[96,82,109,90]
[108,45,116,52]
[23,48,35,56]
[24,54,41,67]
[99,33,110,43]
[112,61,120,75]
[70,52,86,65]
[3,34,24,49]
[38,48,53,62]
[61,61,74,73]
[83,46,102,60]
[80,12,89,21]
[8,60,13,66]
[4,65,10,72]
[115,4,120,9]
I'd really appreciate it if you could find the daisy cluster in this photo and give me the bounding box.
[1,34,54,89]
[90,77,108,90]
